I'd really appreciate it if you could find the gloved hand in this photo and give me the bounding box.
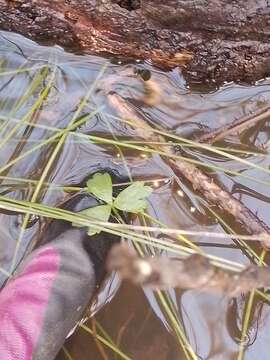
[0,193,118,360]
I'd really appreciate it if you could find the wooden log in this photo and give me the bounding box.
[1,1,270,85]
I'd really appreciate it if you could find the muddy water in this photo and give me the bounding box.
[1,31,270,359]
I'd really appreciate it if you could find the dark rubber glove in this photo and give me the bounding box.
[0,228,98,360]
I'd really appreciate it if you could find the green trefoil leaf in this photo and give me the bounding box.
[86,172,113,204]
[114,182,152,213]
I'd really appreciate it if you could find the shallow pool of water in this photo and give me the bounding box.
[1,31,270,360]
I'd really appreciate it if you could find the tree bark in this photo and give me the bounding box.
[1,0,270,84]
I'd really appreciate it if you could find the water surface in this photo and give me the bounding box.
[1,31,270,360]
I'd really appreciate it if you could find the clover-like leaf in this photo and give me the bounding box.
[72,204,112,236]
[86,173,112,204]
[114,182,152,213]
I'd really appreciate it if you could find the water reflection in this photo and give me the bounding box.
[1,31,270,359]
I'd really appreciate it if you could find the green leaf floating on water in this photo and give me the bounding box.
[72,204,112,236]
[72,174,152,236]
[86,172,113,204]
[114,182,152,213]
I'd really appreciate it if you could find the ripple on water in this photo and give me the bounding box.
[1,31,270,359]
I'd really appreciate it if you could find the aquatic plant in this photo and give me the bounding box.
[73,172,152,235]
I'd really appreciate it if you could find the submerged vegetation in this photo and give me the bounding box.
[1,32,270,359]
